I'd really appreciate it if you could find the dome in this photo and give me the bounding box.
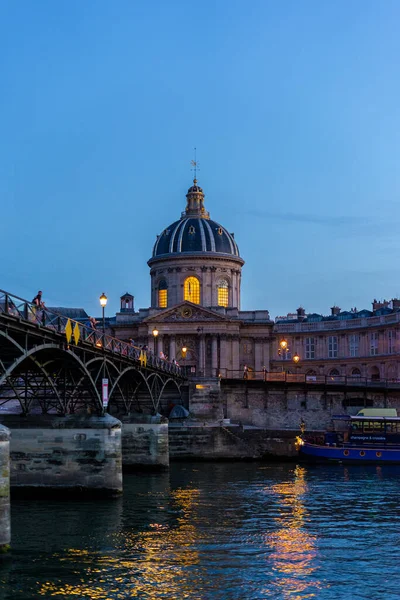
[151,179,241,259]
[152,217,240,257]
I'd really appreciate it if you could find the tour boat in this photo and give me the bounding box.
[297,409,400,464]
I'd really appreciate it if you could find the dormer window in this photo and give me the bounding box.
[217,227,223,235]
[189,225,195,235]
[164,229,170,236]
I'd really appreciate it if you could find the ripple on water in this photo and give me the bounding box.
[1,463,400,599]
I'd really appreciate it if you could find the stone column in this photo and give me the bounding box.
[211,336,218,377]
[219,334,228,376]
[0,425,10,551]
[262,337,271,371]
[158,334,164,357]
[169,336,176,361]
[199,335,205,376]
[254,339,263,373]
[232,335,240,375]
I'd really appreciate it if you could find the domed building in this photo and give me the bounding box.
[110,175,400,385]
[148,179,244,309]
[111,178,273,378]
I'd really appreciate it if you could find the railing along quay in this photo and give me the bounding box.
[220,369,400,389]
[0,289,183,378]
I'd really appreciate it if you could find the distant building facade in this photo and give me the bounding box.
[109,178,400,382]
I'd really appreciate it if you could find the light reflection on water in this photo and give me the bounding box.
[1,463,400,599]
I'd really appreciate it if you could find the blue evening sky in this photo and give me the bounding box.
[1,1,400,320]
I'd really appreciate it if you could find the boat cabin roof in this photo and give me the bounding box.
[333,415,400,422]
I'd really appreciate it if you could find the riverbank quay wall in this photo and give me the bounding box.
[167,378,400,460]
[0,425,10,551]
[169,424,301,460]
[0,415,122,496]
[218,379,400,430]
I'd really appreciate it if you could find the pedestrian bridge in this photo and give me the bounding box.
[0,289,185,416]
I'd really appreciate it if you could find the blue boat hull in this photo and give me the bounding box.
[299,442,400,464]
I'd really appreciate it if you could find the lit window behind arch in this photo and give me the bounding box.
[217,279,229,307]
[158,280,168,308]
[184,277,200,304]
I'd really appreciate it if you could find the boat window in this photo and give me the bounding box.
[387,422,400,433]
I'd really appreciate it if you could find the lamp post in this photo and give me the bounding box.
[99,293,108,334]
[152,327,159,355]
[278,338,300,373]
[99,293,108,413]
[278,339,289,372]
[182,346,187,375]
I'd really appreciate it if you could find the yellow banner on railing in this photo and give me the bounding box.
[65,319,72,343]
[73,322,80,345]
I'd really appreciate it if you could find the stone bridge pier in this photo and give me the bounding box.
[0,415,123,497]
[0,425,10,551]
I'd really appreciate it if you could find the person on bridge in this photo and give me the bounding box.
[89,316,97,329]
[32,291,44,309]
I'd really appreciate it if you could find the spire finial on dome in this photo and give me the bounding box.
[190,147,199,182]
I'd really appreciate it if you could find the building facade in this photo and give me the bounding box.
[110,178,400,382]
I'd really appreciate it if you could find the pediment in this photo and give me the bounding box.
[144,302,230,323]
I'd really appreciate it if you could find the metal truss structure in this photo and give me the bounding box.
[0,289,185,416]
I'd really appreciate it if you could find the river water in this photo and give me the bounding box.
[1,462,399,600]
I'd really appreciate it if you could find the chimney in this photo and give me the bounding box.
[392,298,400,309]
[296,307,306,321]
[331,305,341,316]
[372,298,389,311]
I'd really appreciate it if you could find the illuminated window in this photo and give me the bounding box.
[184,276,200,304]
[158,280,168,308]
[218,279,229,307]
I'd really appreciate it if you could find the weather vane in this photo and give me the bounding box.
[190,147,200,181]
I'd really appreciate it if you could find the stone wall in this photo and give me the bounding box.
[119,414,169,469]
[219,382,400,431]
[169,425,299,460]
[0,415,122,496]
[0,425,10,551]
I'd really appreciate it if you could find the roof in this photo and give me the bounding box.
[150,178,242,260]
[47,307,89,319]
[152,217,240,258]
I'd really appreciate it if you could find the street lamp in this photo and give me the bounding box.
[152,327,159,354]
[182,346,187,374]
[99,293,108,334]
[278,339,289,372]
[278,339,300,373]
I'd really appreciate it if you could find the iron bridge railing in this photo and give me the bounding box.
[0,289,183,378]
[220,369,400,389]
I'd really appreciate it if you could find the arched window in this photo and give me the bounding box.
[184,276,200,304]
[158,280,168,308]
[330,368,340,376]
[217,279,229,307]
[351,368,361,378]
